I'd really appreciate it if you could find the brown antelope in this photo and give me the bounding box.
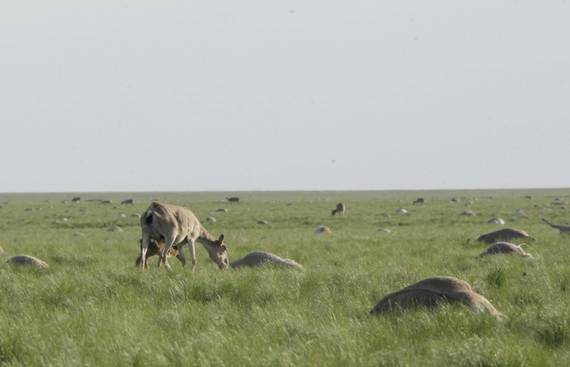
[477,228,533,244]
[369,276,501,317]
[6,255,49,269]
[331,202,346,216]
[479,242,533,258]
[135,239,186,268]
[140,202,229,270]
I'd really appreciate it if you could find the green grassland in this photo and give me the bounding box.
[0,189,569,366]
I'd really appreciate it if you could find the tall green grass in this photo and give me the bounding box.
[0,190,569,366]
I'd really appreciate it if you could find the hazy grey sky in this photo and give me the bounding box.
[1,1,569,192]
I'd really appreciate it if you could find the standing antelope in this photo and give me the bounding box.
[140,202,230,270]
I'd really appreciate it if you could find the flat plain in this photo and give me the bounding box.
[0,189,569,366]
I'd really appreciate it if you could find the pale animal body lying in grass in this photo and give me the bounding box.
[140,202,229,270]
[479,242,533,258]
[6,255,49,269]
[109,225,123,233]
[315,225,332,234]
[230,251,303,270]
[369,276,501,317]
[460,209,476,216]
[477,228,533,244]
[488,217,506,225]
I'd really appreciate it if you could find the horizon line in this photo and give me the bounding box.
[1,186,569,195]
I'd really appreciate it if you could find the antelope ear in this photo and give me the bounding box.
[218,234,225,242]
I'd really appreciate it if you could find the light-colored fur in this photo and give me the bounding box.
[488,217,506,225]
[315,225,332,234]
[135,239,186,268]
[6,255,49,269]
[369,276,501,318]
[140,202,229,270]
[477,228,533,244]
[230,251,303,270]
[479,242,533,258]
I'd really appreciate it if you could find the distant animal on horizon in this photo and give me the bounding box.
[331,202,346,216]
[226,197,240,203]
[413,198,425,205]
[135,239,185,268]
[140,202,229,270]
[542,218,570,234]
[121,199,134,205]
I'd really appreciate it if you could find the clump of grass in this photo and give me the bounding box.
[0,334,25,365]
[486,267,507,288]
[188,280,224,304]
[559,272,570,293]
[50,254,97,267]
[511,290,542,308]
[535,317,568,348]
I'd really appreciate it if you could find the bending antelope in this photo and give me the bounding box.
[140,202,230,270]
[331,202,346,216]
